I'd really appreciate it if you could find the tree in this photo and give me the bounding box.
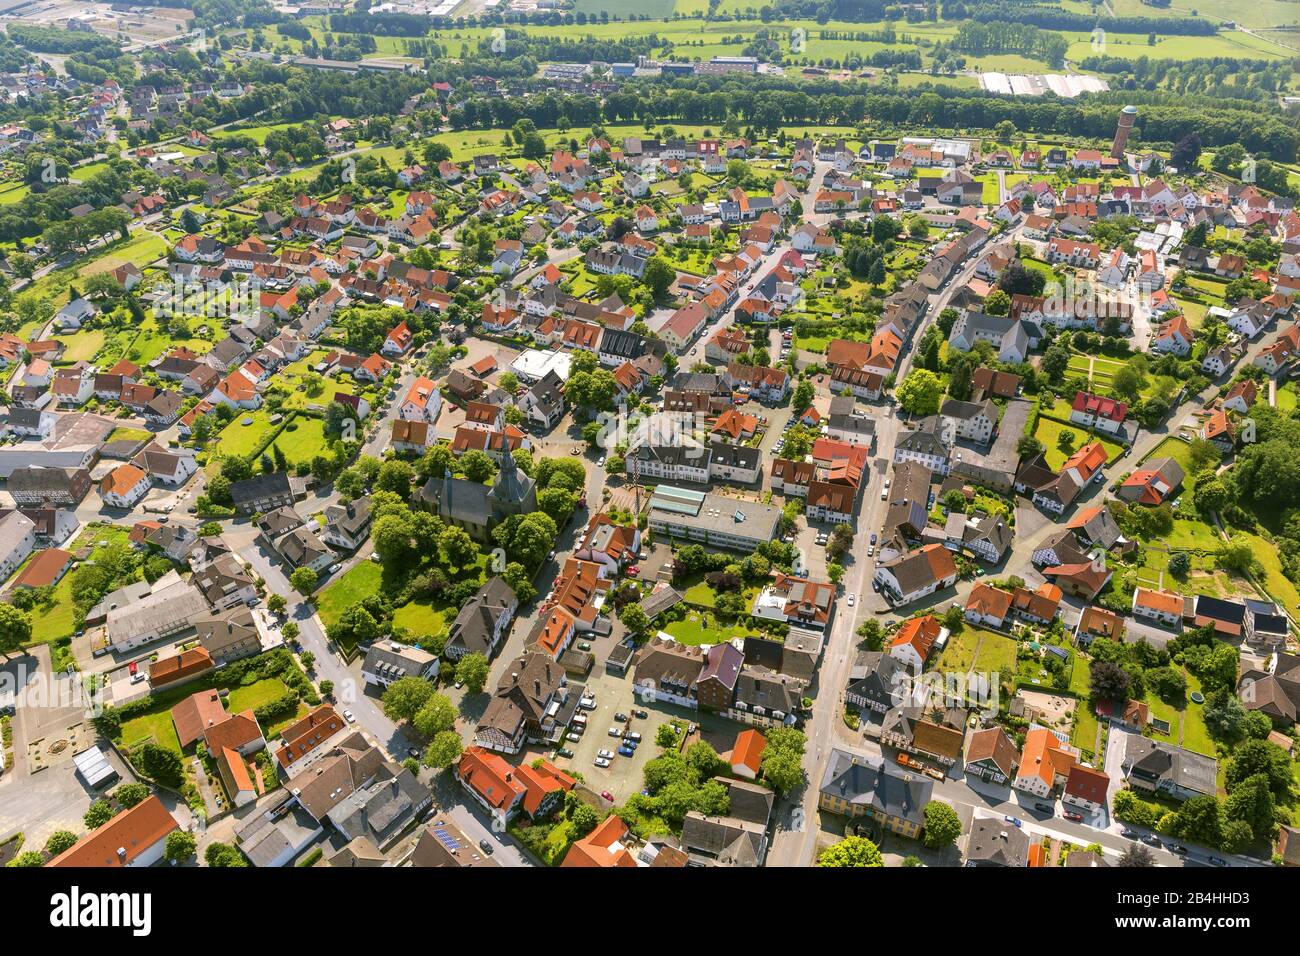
[164,829,197,864]
[412,693,458,738]
[439,526,478,571]
[136,742,183,788]
[289,566,318,596]
[0,602,32,654]
[1117,844,1155,867]
[922,800,962,847]
[382,676,435,722]
[84,799,116,829]
[568,801,599,836]
[267,593,287,615]
[459,449,496,484]
[620,602,651,638]
[1089,659,1131,702]
[423,730,464,769]
[642,256,675,297]
[655,723,677,748]
[204,842,249,867]
[760,727,806,793]
[1167,552,1191,578]
[454,653,490,694]
[7,851,44,867]
[817,835,884,867]
[44,830,78,856]
[984,289,1011,316]
[1225,739,1292,799]
[895,369,943,416]
[376,459,415,498]
[113,782,151,808]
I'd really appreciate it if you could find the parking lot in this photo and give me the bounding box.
[538,664,756,804]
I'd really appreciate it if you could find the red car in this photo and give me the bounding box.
[626,566,640,576]
[1063,811,1084,822]
[601,790,614,802]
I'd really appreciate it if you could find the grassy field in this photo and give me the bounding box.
[267,416,327,469]
[316,562,383,633]
[53,330,107,363]
[213,410,280,461]
[662,609,761,646]
[1034,416,1124,470]
[392,601,447,640]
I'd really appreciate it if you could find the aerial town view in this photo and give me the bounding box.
[0,0,1295,912]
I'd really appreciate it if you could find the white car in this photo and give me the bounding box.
[594,757,611,768]
[597,749,616,760]
[608,726,622,737]
[847,593,856,607]
[343,709,357,723]
[597,457,605,467]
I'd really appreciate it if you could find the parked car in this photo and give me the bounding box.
[869,533,877,545]
[614,712,629,722]
[632,709,648,720]
[478,840,494,855]
[556,748,574,758]
[623,731,642,743]
[578,642,592,651]
[1034,802,1054,814]
[608,726,622,737]
[343,710,356,724]
[594,756,611,768]
[1208,856,1228,867]
[601,790,614,802]
[617,745,635,758]
[1063,811,1083,822]
[566,732,582,742]
[1003,815,1022,828]
[597,749,615,760]
[846,593,855,607]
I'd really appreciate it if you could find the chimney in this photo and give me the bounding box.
[534,679,541,696]
[117,847,127,861]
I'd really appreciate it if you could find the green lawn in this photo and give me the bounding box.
[1141,436,1198,473]
[662,610,760,646]
[214,410,280,461]
[108,427,153,444]
[392,601,447,640]
[316,562,383,633]
[120,709,181,754]
[1033,416,1124,470]
[267,416,327,468]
